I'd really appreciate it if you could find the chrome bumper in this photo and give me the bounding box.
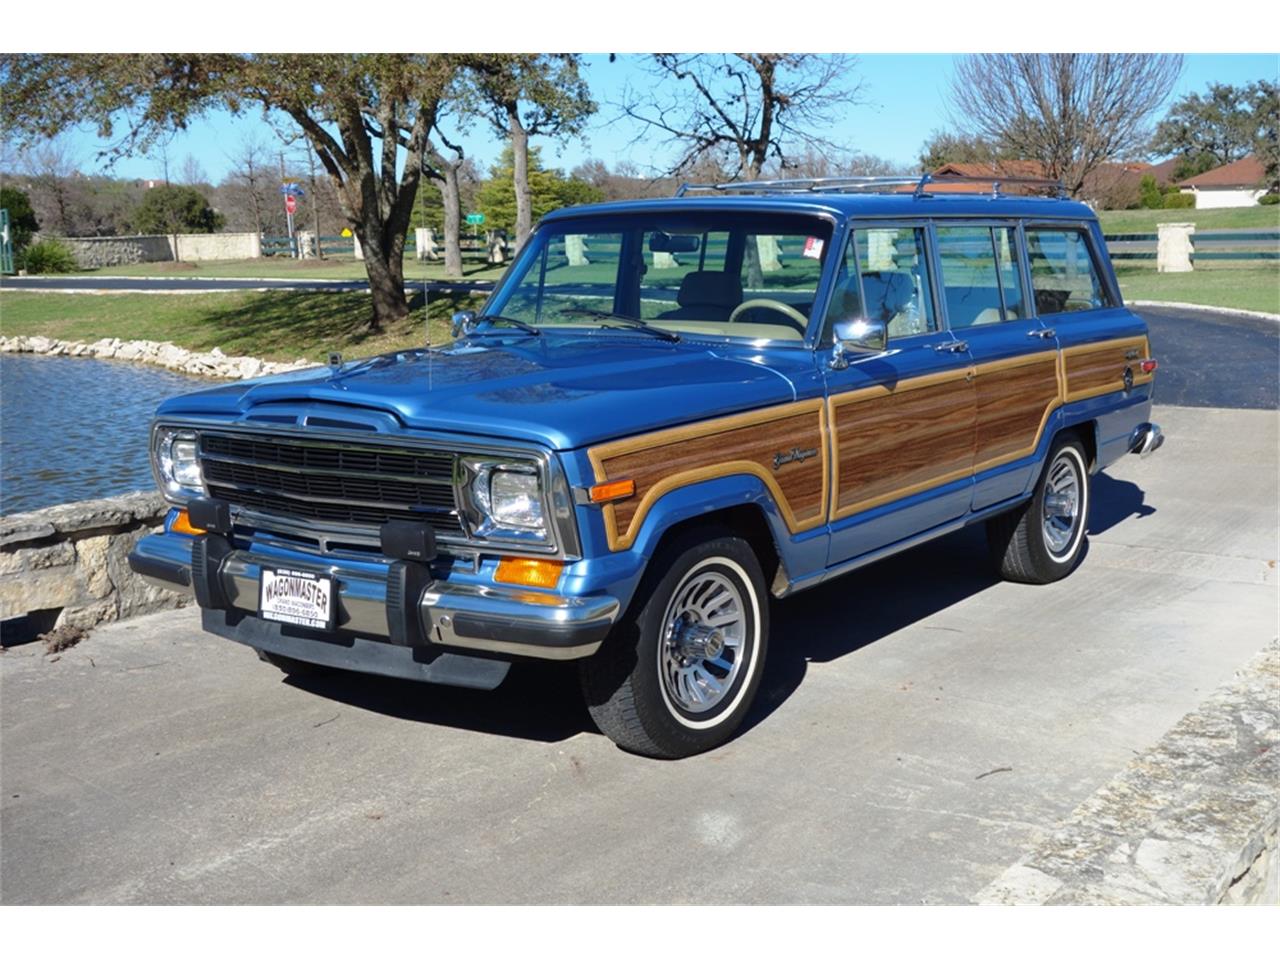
[128,533,618,662]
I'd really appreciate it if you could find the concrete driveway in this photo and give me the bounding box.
[2,402,1275,904]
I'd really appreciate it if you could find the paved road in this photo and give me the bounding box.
[1138,305,1278,410]
[2,402,1275,904]
[1,276,495,294]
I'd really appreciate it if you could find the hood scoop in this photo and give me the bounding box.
[239,401,397,433]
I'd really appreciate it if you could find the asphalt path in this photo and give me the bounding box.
[1,275,495,294]
[1137,304,1278,409]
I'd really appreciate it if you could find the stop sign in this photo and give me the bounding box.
[284,194,297,215]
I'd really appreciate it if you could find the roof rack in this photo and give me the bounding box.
[674,173,1068,200]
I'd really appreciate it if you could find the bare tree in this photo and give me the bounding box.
[224,136,270,236]
[949,54,1183,196]
[619,54,865,180]
[180,154,209,187]
[20,137,80,234]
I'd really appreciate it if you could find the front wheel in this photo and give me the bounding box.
[986,435,1091,584]
[579,532,769,759]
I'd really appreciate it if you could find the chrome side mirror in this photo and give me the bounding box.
[830,317,887,369]
[451,310,478,338]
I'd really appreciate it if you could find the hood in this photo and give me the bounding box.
[155,333,810,450]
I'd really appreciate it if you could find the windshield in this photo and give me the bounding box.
[483,211,834,343]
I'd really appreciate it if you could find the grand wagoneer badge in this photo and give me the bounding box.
[773,447,819,470]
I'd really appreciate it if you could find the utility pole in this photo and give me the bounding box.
[307,150,323,260]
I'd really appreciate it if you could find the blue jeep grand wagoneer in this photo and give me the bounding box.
[130,175,1163,758]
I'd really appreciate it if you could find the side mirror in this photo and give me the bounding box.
[451,310,478,338]
[830,317,887,369]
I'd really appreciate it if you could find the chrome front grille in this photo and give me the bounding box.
[198,432,465,535]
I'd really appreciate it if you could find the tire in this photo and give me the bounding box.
[986,434,1091,584]
[579,531,770,759]
[256,649,333,677]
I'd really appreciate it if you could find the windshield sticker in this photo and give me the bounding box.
[803,237,824,259]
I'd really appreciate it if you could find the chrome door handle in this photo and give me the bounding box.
[1027,328,1056,339]
[935,340,968,353]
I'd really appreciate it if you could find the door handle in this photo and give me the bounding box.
[935,340,968,353]
[1027,328,1056,339]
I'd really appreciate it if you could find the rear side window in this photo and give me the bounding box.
[1025,228,1111,315]
[935,225,1027,328]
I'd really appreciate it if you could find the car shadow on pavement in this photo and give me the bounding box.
[1088,472,1156,536]
[279,657,594,744]
[276,475,1153,752]
[742,525,1002,737]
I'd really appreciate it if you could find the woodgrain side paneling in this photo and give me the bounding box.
[830,370,975,518]
[972,351,1062,471]
[1063,335,1153,402]
[589,400,827,551]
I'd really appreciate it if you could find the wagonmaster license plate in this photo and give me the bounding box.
[259,567,335,630]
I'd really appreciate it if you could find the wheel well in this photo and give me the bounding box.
[1061,421,1097,469]
[653,505,785,594]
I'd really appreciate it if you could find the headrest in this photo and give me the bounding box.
[861,271,915,321]
[677,271,744,309]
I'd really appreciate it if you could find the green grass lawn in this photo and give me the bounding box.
[1115,266,1280,314]
[0,289,487,362]
[78,256,508,283]
[1099,206,1280,234]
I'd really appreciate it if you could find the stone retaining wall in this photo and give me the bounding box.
[0,492,188,642]
[977,640,1280,905]
[56,232,262,268]
[1,335,313,380]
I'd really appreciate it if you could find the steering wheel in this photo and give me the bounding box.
[727,298,809,335]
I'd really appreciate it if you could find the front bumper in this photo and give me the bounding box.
[128,532,619,665]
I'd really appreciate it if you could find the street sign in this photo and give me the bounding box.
[284,194,297,215]
[279,181,305,197]
[465,213,485,226]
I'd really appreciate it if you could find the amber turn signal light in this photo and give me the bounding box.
[170,508,207,536]
[589,478,636,504]
[1140,359,1158,374]
[494,557,565,589]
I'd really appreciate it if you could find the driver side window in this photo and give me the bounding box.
[822,226,937,344]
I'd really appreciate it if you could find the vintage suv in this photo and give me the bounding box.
[129,175,1162,759]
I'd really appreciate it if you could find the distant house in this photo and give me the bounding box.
[1176,155,1268,209]
[930,160,1159,209]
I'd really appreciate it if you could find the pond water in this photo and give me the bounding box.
[1,354,211,514]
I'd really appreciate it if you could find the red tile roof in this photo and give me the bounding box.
[1178,155,1266,189]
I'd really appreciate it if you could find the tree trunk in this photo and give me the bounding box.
[356,224,409,332]
[507,102,532,250]
[439,165,464,279]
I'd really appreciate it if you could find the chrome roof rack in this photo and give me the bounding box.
[674,173,1067,199]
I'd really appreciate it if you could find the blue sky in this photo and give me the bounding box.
[58,53,1280,184]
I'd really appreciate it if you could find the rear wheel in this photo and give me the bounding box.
[987,435,1091,584]
[579,532,769,759]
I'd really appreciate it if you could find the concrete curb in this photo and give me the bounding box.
[975,640,1280,905]
[1130,300,1280,323]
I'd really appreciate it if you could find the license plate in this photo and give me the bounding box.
[259,567,336,631]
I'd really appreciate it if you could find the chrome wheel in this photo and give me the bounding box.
[1042,450,1082,556]
[659,568,748,715]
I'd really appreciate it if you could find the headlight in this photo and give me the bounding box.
[461,458,548,544]
[152,427,204,501]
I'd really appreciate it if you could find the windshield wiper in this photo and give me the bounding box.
[475,315,541,336]
[561,308,680,342]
